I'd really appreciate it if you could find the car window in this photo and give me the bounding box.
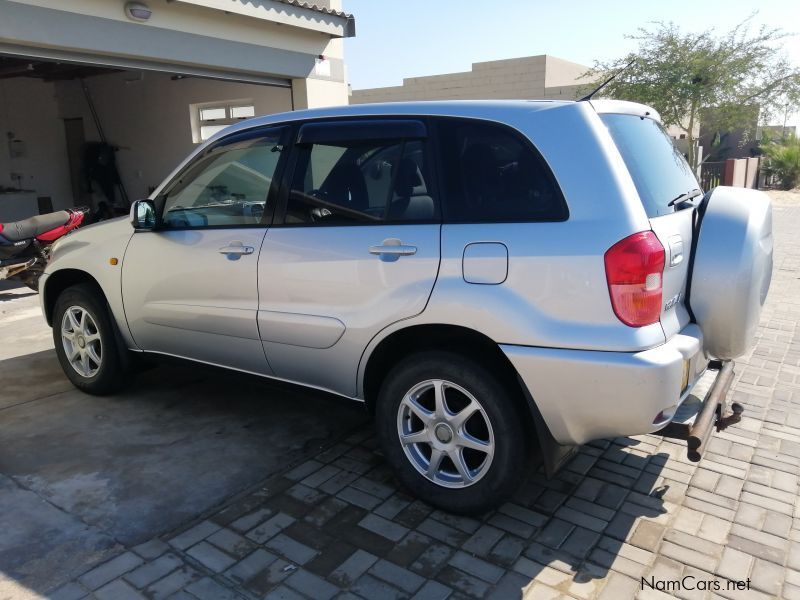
[285,137,436,225]
[436,118,568,222]
[161,130,283,228]
[601,114,700,218]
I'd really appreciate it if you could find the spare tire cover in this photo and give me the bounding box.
[690,186,773,360]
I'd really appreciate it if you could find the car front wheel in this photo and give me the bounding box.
[53,283,126,395]
[376,351,529,514]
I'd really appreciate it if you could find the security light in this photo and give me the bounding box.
[125,2,152,22]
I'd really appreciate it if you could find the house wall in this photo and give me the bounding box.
[0,77,72,217]
[0,0,350,221]
[0,71,293,222]
[292,77,349,109]
[54,71,293,203]
[698,106,760,162]
[350,55,593,104]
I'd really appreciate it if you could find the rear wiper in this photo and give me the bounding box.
[667,188,703,207]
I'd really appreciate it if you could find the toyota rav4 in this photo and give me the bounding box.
[38,99,773,514]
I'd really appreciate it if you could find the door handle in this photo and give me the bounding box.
[369,238,417,262]
[369,245,417,256]
[219,243,254,255]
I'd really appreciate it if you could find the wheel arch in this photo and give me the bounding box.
[42,269,106,326]
[360,323,575,474]
[44,268,136,374]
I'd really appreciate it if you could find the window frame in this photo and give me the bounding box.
[431,116,569,224]
[193,101,257,143]
[154,125,290,231]
[273,116,442,228]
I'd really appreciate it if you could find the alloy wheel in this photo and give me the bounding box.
[61,305,102,378]
[397,379,495,488]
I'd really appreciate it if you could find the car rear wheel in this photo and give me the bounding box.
[376,351,528,514]
[53,283,127,395]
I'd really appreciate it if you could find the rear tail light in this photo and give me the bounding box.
[604,231,665,327]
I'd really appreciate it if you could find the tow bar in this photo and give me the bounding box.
[657,360,743,462]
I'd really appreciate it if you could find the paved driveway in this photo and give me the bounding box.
[2,191,799,600]
[0,283,367,598]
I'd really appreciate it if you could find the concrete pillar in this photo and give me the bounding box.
[291,78,349,110]
[723,159,736,186]
[744,157,759,189]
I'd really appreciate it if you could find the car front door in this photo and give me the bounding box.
[123,127,287,375]
[257,119,442,396]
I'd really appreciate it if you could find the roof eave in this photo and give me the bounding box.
[173,0,356,38]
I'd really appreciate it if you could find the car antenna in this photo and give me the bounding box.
[579,59,635,102]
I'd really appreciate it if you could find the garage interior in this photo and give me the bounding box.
[0,54,293,222]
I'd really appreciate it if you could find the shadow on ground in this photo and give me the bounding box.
[0,279,36,301]
[147,430,671,599]
[0,349,368,594]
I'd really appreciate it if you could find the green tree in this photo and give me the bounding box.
[589,18,800,169]
[761,133,800,190]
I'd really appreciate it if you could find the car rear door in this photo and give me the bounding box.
[256,119,441,397]
[600,111,774,361]
[599,113,699,339]
[123,126,288,374]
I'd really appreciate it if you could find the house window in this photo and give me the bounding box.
[190,101,256,143]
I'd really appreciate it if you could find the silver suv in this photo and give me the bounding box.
[40,100,773,513]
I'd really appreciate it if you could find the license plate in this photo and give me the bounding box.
[681,360,690,393]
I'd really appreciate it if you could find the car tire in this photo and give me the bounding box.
[52,283,127,395]
[376,350,529,514]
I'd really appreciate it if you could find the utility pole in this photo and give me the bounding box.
[783,103,789,140]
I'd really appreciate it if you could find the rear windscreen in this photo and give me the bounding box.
[601,114,700,218]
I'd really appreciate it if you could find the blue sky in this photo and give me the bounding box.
[343,0,800,93]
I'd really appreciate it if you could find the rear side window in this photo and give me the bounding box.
[601,114,700,218]
[436,119,567,222]
[285,134,437,226]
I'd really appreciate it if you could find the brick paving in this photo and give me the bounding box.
[51,197,800,599]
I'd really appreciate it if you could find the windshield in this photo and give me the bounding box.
[601,114,700,218]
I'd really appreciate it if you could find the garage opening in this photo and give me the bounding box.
[0,55,292,223]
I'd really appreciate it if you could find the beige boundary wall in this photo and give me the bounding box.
[722,157,761,189]
[351,55,594,104]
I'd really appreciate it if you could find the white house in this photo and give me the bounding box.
[0,0,355,220]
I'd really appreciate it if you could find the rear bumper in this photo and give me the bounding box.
[501,323,708,445]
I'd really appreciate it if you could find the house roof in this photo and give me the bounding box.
[273,0,352,19]
[173,0,355,38]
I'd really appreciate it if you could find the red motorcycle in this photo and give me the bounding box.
[0,208,87,290]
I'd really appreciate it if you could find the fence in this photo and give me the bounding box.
[700,162,725,190]
[700,157,761,190]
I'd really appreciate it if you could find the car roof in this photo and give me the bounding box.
[154,98,659,200]
[213,100,570,137]
[262,99,570,121]
[209,98,660,144]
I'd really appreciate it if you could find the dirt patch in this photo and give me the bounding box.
[766,188,800,206]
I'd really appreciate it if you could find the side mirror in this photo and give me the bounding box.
[130,199,157,231]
